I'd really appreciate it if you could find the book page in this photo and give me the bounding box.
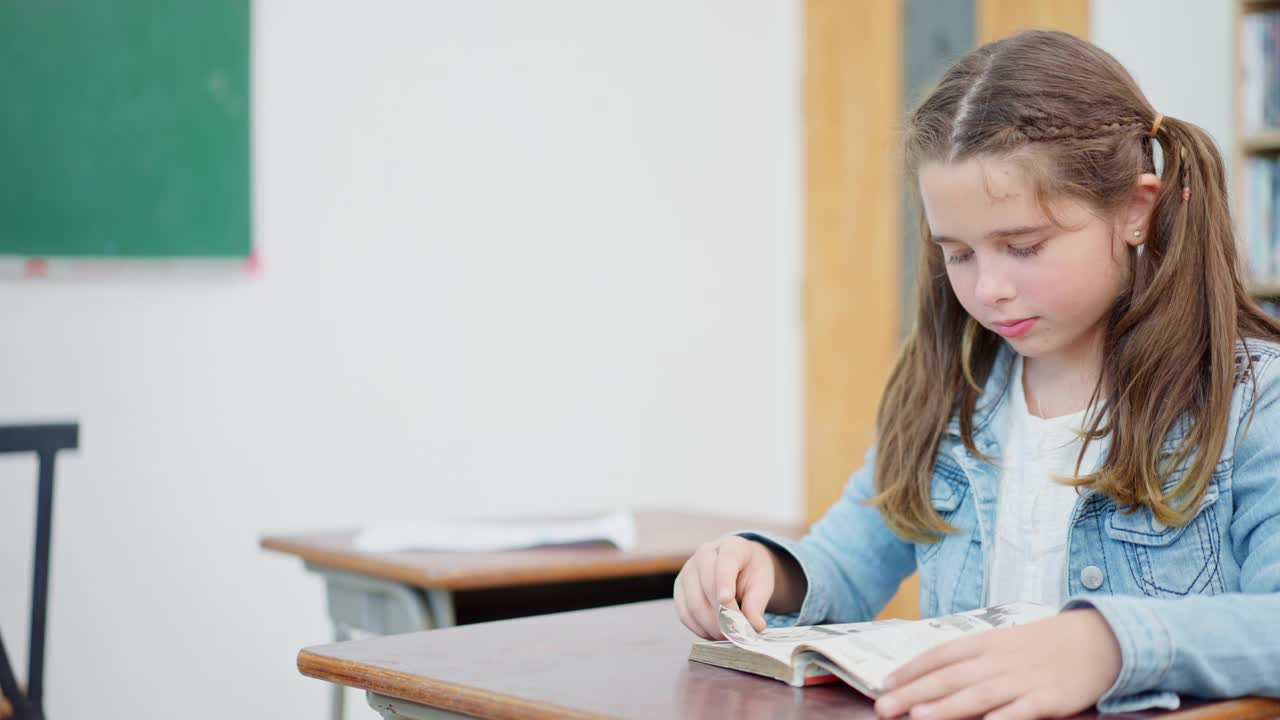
[793,602,1057,695]
[715,605,909,666]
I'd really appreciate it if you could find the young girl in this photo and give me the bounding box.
[674,30,1280,719]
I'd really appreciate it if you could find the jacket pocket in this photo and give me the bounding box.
[1104,469,1227,597]
[917,453,978,617]
[916,477,968,565]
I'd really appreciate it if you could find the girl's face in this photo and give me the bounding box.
[918,158,1153,367]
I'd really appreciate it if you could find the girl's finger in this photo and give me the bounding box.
[697,544,722,611]
[874,657,991,718]
[713,543,747,606]
[738,561,773,633]
[673,571,694,627]
[981,692,1055,720]
[902,676,1021,720]
[679,577,712,639]
[675,596,697,636]
[883,634,982,691]
[682,563,723,639]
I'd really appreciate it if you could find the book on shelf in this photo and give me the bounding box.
[1242,9,1280,134]
[687,602,1055,699]
[1241,6,1280,313]
[1244,155,1279,284]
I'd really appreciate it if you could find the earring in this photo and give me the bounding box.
[1133,230,1143,238]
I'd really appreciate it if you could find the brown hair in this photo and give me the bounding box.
[869,30,1280,543]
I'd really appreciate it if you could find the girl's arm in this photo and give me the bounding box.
[1062,352,1280,713]
[734,444,919,627]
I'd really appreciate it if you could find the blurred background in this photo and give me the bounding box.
[0,1,1251,718]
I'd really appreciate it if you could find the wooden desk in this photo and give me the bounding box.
[264,511,801,720]
[297,599,1280,720]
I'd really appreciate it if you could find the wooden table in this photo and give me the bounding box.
[297,598,1280,720]
[264,511,802,720]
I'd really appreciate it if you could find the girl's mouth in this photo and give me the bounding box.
[994,317,1038,338]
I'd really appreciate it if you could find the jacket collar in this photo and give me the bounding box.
[942,340,1212,497]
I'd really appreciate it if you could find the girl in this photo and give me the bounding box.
[674,30,1280,719]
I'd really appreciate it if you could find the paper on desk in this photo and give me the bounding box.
[352,509,638,553]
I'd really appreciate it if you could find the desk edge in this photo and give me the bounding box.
[297,647,611,720]
[262,536,691,590]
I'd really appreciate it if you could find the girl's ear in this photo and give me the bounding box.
[1123,173,1162,247]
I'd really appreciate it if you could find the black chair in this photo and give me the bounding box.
[0,424,78,720]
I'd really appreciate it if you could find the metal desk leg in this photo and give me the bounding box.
[367,691,472,720]
[305,564,454,720]
[424,588,455,629]
[330,623,351,720]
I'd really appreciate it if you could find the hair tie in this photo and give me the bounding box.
[1150,113,1165,138]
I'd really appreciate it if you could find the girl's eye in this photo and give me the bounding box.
[945,241,1044,265]
[1008,241,1045,258]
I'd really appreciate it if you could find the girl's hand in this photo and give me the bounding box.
[873,609,1122,720]
[673,536,780,640]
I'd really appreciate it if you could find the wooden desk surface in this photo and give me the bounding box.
[262,511,802,591]
[298,599,1280,720]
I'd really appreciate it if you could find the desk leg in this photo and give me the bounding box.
[305,565,455,720]
[331,623,351,720]
[424,589,455,628]
[367,691,472,720]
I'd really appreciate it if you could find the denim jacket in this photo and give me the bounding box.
[741,339,1280,713]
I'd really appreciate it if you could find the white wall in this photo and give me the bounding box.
[1091,0,1234,171]
[0,1,803,718]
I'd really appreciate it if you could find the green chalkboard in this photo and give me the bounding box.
[0,0,251,257]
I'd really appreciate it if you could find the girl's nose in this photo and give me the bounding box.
[973,263,1016,306]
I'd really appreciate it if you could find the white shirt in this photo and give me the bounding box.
[985,355,1105,607]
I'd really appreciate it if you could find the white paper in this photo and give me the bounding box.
[352,509,638,552]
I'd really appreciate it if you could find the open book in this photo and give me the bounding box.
[688,601,1055,698]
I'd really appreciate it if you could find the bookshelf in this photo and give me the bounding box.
[1235,1,1280,303]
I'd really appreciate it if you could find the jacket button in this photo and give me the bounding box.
[1081,565,1105,590]
[1151,517,1167,532]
